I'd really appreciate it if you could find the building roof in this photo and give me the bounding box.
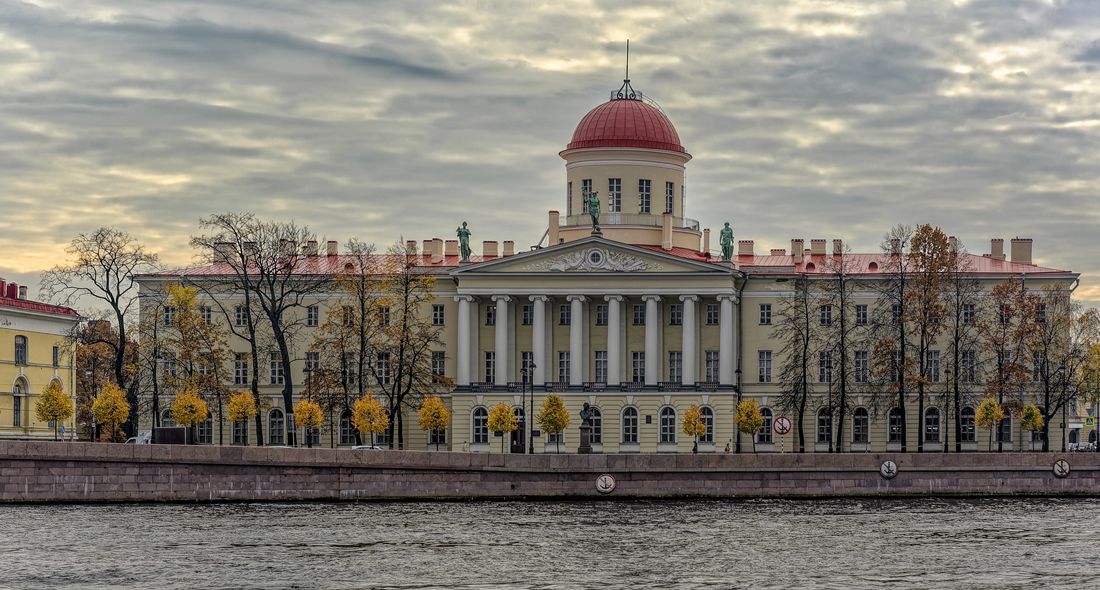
[145,254,503,278]
[0,295,78,317]
[566,98,686,153]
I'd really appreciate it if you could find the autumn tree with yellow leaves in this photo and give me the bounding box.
[536,394,570,453]
[417,396,451,451]
[487,402,517,453]
[92,382,131,442]
[172,387,208,443]
[294,399,323,448]
[683,405,707,453]
[975,397,1005,450]
[736,399,765,452]
[353,394,389,446]
[227,390,258,445]
[35,380,74,441]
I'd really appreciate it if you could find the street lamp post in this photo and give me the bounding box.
[522,362,537,454]
[734,368,743,453]
[943,368,951,453]
[1057,364,1067,453]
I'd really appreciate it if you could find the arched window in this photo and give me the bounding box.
[659,407,676,444]
[1069,429,1079,445]
[306,425,320,447]
[339,410,356,446]
[998,415,1012,444]
[161,408,175,428]
[196,412,213,444]
[888,408,904,443]
[924,408,940,442]
[816,408,832,444]
[14,335,28,366]
[853,407,869,444]
[960,407,976,443]
[700,406,714,443]
[758,408,773,444]
[622,407,638,444]
[590,407,603,444]
[268,409,285,446]
[12,378,26,427]
[233,418,248,445]
[472,407,489,444]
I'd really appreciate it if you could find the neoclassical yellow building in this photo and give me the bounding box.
[0,279,79,440]
[142,79,1086,452]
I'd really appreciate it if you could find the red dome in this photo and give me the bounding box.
[566,99,685,153]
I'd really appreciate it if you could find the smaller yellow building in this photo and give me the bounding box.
[0,278,79,440]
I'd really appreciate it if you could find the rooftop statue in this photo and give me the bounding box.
[585,191,601,234]
[720,222,734,262]
[456,221,472,262]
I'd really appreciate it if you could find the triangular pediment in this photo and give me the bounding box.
[450,236,730,276]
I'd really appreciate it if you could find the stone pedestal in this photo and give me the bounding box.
[578,425,592,454]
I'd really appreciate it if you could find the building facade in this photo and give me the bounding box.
[0,279,79,440]
[140,80,1088,452]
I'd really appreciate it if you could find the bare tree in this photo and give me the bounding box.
[872,225,914,452]
[775,274,816,453]
[906,225,952,452]
[819,246,868,452]
[941,238,982,451]
[1028,286,1084,451]
[975,278,1038,451]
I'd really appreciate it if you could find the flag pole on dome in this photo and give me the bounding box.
[614,39,638,101]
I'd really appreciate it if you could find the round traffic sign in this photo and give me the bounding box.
[773,415,793,435]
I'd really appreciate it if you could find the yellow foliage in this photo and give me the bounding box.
[975,397,1005,429]
[417,396,451,433]
[682,405,707,438]
[294,399,323,430]
[536,394,570,435]
[353,394,389,436]
[227,390,257,423]
[1020,404,1044,433]
[171,388,208,427]
[736,399,764,436]
[35,380,74,425]
[487,402,517,433]
[91,382,130,442]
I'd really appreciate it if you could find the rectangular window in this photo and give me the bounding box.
[339,353,356,386]
[233,420,248,445]
[162,305,176,326]
[269,352,284,385]
[638,179,651,213]
[595,304,608,326]
[432,351,446,381]
[378,306,391,327]
[484,351,495,383]
[961,410,976,442]
[665,181,675,213]
[892,303,902,324]
[853,411,869,444]
[998,303,1009,325]
[669,303,683,326]
[759,304,772,325]
[668,351,683,383]
[234,353,249,385]
[160,354,177,379]
[818,351,833,383]
[926,350,941,383]
[521,304,532,326]
[341,305,354,327]
[1037,303,1047,325]
[306,305,319,327]
[631,352,645,383]
[595,350,608,384]
[566,181,572,217]
[12,395,21,427]
[889,410,904,443]
[632,304,645,326]
[558,351,570,383]
[622,409,638,443]
[854,350,869,383]
[705,351,719,382]
[581,179,593,212]
[520,351,533,377]
[305,351,320,373]
[961,350,977,383]
[608,178,622,212]
[893,350,903,383]
[52,346,60,368]
[14,336,27,366]
[559,304,570,326]
[855,304,868,326]
[1032,351,1044,382]
[706,303,719,325]
[375,352,391,386]
[962,303,976,326]
[235,304,247,327]
[200,306,212,325]
[485,306,496,326]
[432,304,445,326]
[819,304,833,326]
[758,350,772,383]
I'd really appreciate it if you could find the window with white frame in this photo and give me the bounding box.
[1037,303,1047,325]
[817,409,832,444]
[998,416,1012,443]
[269,352,284,385]
[759,408,774,444]
[705,303,719,325]
[924,408,940,442]
[595,304,608,326]
[197,413,213,444]
[608,178,622,212]
[590,408,602,443]
[305,351,320,373]
[485,306,496,326]
[594,351,608,384]
[632,304,645,326]
[759,304,772,325]
[819,304,833,326]
[818,351,833,383]
[235,304,248,327]
[233,419,248,445]
[520,351,533,377]
[926,350,941,382]
[306,305,319,327]
[472,407,489,444]
[341,305,354,327]
[853,408,869,444]
[668,351,682,383]
[854,350,869,383]
[160,353,177,379]
[631,352,645,383]
[484,352,495,383]
[659,407,676,443]
[559,304,570,326]
[161,409,175,428]
[200,305,212,325]
[378,306,390,327]
[234,353,249,385]
[665,181,674,213]
[430,427,447,447]
[892,303,902,324]
[669,303,683,326]
[581,179,593,212]
[638,179,651,213]
[704,351,719,382]
[432,304,444,326]
[1032,351,1045,382]
[962,303,976,325]
[13,335,27,366]
[375,352,391,386]
[306,427,320,447]
[888,408,904,443]
[163,305,176,326]
[622,407,638,443]
[960,407,976,442]
[961,350,976,383]
[521,304,532,326]
[700,406,714,443]
[558,351,570,383]
[52,345,60,368]
[759,350,772,383]
[432,351,446,382]
[268,409,284,445]
[855,304,868,325]
[340,411,356,445]
[566,181,572,216]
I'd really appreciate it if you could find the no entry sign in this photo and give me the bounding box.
[773,415,793,435]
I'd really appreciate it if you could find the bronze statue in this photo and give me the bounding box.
[720,222,734,261]
[456,221,472,261]
[585,191,601,234]
[580,402,594,427]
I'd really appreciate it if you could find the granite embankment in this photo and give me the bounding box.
[1,441,1097,502]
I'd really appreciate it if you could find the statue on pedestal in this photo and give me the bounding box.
[719,222,734,262]
[578,402,594,454]
[456,221,472,262]
[585,192,601,234]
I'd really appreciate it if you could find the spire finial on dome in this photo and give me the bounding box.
[612,39,641,101]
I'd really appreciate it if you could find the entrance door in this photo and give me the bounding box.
[510,408,525,453]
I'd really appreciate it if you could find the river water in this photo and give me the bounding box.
[1,498,1098,589]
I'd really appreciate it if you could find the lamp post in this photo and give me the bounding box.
[522,362,537,454]
[1057,364,1067,452]
[734,368,743,453]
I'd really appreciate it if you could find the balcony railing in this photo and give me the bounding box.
[562,213,700,231]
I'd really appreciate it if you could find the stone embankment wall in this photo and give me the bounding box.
[1,441,1097,502]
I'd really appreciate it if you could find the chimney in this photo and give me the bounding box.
[948,236,958,252]
[738,240,754,256]
[502,240,515,257]
[832,239,843,256]
[18,286,27,300]
[1010,238,1032,265]
[770,248,786,256]
[791,239,804,263]
[990,238,1005,260]
[304,240,318,256]
[243,241,257,260]
[701,228,710,255]
[405,240,418,255]
[483,240,498,258]
[431,239,444,264]
[326,240,338,256]
[661,212,673,251]
[422,240,433,259]
[548,210,560,246]
[5,283,17,298]
[445,240,459,257]
[810,239,826,256]
[0,280,5,297]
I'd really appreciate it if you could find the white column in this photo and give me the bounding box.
[492,295,511,386]
[567,295,586,385]
[529,295,548,385]
[680,295,698,385]
[718,294,736,385]
[455,295,473,386]
[642,295,662,386]
[605,295,623,385]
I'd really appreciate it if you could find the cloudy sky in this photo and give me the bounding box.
[2,0,1099,305]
